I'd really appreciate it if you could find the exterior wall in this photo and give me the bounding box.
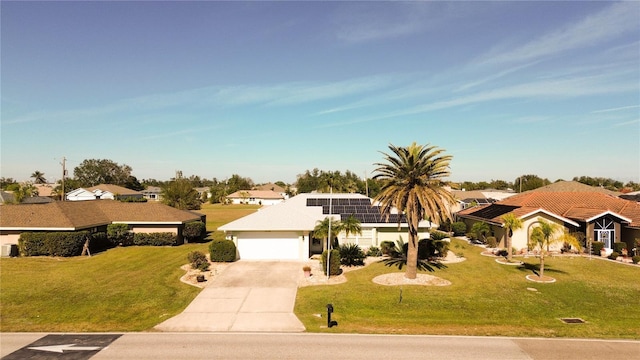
[129,225,179,234]
[229,197,283,205]
[518,213,567,252]
[0,231,21,245]
[375,227,431,245]
[621,227,640,254]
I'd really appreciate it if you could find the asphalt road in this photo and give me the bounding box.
[2,333,639,360]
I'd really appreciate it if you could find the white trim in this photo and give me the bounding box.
[517,208,580,227]
[112,221,184,225]
[0,227,76,231]
[585,210,632,224]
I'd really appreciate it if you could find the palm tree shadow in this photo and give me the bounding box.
[517,262,568,276]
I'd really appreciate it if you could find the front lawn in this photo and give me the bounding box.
[295,239,640,339]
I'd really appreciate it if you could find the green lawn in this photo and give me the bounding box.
[197,203,260,240]
[295,239,640,339]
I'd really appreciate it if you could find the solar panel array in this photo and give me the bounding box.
[307,197,407,224]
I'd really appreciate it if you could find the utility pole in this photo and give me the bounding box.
[60,157,67,201]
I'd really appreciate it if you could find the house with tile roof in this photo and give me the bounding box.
[457,181,640,254]
[219,192,435,260]
[66,184,144,201]
[225,190,285,205]
[0,200,204,247]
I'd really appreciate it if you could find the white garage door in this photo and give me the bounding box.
[237,232,300,260]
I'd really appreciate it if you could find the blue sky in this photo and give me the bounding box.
[2,1,639,185]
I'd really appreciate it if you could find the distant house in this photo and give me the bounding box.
[450,189,516,212]
[226,190,285,205]
[194,187,211,200]
[456,181,640,254]
[0,200,204,247]
[0,190,54,205]
[66,184,143,201]
[219,193,435,261]
[141,186,162,201]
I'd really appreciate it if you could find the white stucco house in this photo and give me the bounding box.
[66,184,143,201]
[218,192,436,261]
[225,190,285,206]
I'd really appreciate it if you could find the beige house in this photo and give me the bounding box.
[457,181,640,254]
[0,200,204,249]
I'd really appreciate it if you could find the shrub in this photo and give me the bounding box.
[18,231,88,257]
[183,221,206,243]
[89,232,111,253]
[451,221,467,236]
[416,239,449,259]
[465,232,476,241]
[486,236,497,248]
[133,232,177,246]
[187,251,210,271]
[592,241,605,254]
[107,223,133,246]
[380,241,395,255]
[613,242,627,254]
[321,249,341,275]
[339,243,366,266]
[430,231,449,241]
[496,249,509,257]
[608,251,620,260]
[632,255,640,264]
[209,240,236,262]
[366,246,382,257]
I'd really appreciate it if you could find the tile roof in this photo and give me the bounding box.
[458,190,640,228]
[0,200,201,230]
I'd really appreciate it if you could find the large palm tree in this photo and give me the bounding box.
[528,218,581,278]
[373,142,455,280]
[501,213,523,262]
[31,170,46,184]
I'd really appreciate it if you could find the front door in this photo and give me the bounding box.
[594,218,615,249]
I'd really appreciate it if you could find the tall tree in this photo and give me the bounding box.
[373,142,455,280]
[73,159,133,187]
[501,213,523,262]
[30,170,47,184]
[161,179,201,210]
[514,174,550,192]
[528,219,581,278]
[312,217,341,248]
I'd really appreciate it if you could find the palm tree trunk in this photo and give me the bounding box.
[539,252,545,278]
[405,235,418,279]
[507,234,513,262]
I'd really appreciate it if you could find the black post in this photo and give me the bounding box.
[327,303,337,328]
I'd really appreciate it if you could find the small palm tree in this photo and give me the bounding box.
[501,213,523,262]
[471,221,491,243]
[340,214,362,240]
[528,219,581,278]
[31,171,46,184]
[374,142,455,279]
[313,217,341,249]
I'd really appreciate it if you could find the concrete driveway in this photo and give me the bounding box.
[155,261,306,332]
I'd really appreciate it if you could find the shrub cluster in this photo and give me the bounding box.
[430,231,449,241]
[366,246,382,257]
[380,241,395,255]
[209,240,236,262]
[613,242,627,254]
[183,221,206,243]
[339,243,366,266]
[187,251,210,271]
[107,223,133,246]
[591,241,605,254]
[132,232,177,246]
[321,249,341,275]
[451,221,467,236]
[417,239,450,259]
[608,251,620,260]
[632,255,640,264]
[19,231,89,257]
[486,236,497,248]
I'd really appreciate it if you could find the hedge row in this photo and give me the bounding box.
[132,232,178,246]
[19,231,89,257]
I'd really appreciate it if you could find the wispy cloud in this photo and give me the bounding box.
[613,119,640,127]
[592,105,640,114]
[479,2,640,65]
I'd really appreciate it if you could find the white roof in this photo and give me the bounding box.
[218,192,433,232]
[219,193,368,232]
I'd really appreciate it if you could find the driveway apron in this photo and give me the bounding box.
[155,261,306,332]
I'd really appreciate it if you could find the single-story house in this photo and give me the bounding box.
[0,200,204,248]
[254,183,289,199]
[141,186,162,201]
[226,190,285,206]
[218,192,435,261]
[0,191,54,205]
[66,184,144,201]
[456,181,640,254]
[450,189,516,212]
